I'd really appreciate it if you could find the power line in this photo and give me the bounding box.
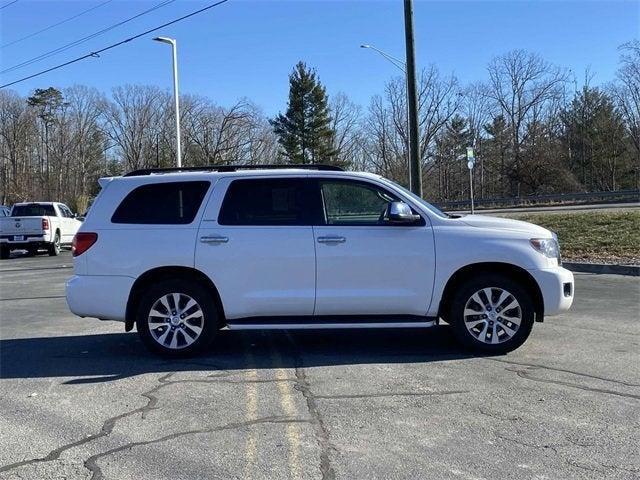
[1,0,115,49]
[1,0,177,75]
[0,0,19,9]
[0,0,230,89]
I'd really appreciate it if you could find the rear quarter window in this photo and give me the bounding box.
[111,181,210,225]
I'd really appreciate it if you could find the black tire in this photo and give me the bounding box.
[136,278,219,357]
[48,232,61,256]
[0,246,9,260]
[448,273,535,354]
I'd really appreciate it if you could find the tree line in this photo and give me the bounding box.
[0,41,637,212]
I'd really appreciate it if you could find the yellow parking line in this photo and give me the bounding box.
[243,350,258,480]
[270,345,303,479]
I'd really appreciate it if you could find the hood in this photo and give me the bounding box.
[459,214,551,237]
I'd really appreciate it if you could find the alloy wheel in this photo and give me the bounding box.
[463,287,522,344]
[148,293,204,350]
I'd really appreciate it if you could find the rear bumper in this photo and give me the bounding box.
[528,266,574,316]
[65,274,134,322]
[0,235,49,248]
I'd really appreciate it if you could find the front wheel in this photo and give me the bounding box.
[136,279,218,357]
[449,274,535,354]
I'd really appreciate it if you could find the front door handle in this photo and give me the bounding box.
[317,236,346,244]
[200,235,229,244]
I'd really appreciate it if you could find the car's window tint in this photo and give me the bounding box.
[59,205,72,218]
[320,180,397,226]
[12,204,56,216]
[111,181,210,225]
[218,179,311,226]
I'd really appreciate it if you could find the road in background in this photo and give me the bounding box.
[1,253,639,479]
[448,202,639,215]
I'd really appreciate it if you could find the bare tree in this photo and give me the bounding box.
[102,85,168,171]
[330,92,362,167]
[0,90,36,203]
[485,50,569,195]
[183,97,278,165]
[611,40,640,188]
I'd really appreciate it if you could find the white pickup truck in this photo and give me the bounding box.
[0,202,82,258]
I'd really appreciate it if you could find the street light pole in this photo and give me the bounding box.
[154,36,182,168]
[360,44,411,187]
[403,0,422,197]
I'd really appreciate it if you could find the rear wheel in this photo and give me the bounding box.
[449,273,535,354]
[48,232,61,256]
[0,246,9,259]
[136,279,218,357]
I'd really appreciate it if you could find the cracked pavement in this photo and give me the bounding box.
[1,252,639,479]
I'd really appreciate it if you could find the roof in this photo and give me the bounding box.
[109,167,381,184]
[123,164,343,177]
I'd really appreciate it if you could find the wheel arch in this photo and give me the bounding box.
[438,262,544,322]
[125,266,225,331]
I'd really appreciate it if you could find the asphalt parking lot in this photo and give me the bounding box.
[0,252,638,480]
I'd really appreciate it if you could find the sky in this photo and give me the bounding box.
[0,0,638,115]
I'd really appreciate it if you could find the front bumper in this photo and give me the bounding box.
[66,274,135,322]
[528,266,574,316]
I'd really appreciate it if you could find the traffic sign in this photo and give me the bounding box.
[466,147,474,159]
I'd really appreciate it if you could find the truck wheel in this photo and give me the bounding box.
[449,273,535,354]
[136,279,218,357]
[48,232,61,256]
[0,246,9,260]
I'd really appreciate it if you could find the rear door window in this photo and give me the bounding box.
[218,178,316,226]
[111,181,210,225]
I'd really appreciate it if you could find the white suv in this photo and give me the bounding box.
[66,165,574,356]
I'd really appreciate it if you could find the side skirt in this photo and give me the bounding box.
[224,315,438,331]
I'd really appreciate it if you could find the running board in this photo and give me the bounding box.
[223,319,438,331]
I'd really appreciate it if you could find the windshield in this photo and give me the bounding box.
[11,204,56,217]
[381,179,449,219]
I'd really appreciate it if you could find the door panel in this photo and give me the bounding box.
[195,177,317,320]
[314,226,434,315]
[313,179,435,316]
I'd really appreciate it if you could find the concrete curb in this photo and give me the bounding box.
[564,262,640,276]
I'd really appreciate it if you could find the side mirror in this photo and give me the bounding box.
[386,201,421,224]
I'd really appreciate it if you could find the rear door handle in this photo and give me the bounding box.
[200,235,229,244]
[317,236,346,244]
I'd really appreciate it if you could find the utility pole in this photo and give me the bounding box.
[403,0,422,197]
[466,146,476,214]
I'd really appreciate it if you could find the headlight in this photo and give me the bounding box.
[530,238,560,259]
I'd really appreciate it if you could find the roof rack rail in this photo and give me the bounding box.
[123,164,344,177]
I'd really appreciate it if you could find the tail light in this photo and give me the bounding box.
[42,218,49,230]
[72,232,98,257]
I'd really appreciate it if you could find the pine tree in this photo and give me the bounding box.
[434,115,472,200]
[270,62,339,165]
[561,86,630,190]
